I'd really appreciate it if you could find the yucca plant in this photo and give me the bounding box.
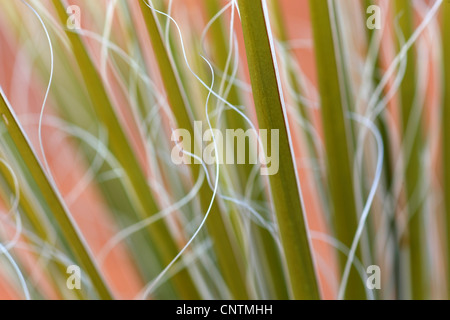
[0,0,447,300]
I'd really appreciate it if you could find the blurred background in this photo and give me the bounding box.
[0,0,447,300]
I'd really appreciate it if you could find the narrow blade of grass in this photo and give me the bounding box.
[205,0,289,299]
[237,0,320,300]
[394,0,426,299]
[363,0,400,300]
[442,0,450,299]
[0,146,87,299]
[0,89,113,299]
[308,0,366,299]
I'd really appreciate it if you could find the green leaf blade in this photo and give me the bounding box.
[238,0,320,300]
